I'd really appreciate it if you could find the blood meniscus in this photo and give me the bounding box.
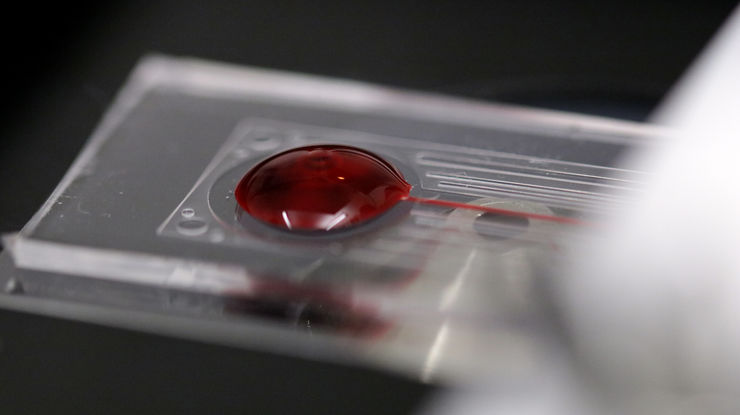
[234,145,411,231]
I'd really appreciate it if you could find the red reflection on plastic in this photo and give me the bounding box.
[235,145,411,231]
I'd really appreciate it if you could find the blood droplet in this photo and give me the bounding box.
[235,145,412,231]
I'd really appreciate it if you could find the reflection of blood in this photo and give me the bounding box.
[224,281,391,339]
[235,144,583,231]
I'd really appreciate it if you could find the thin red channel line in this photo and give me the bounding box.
[401,195,586,225]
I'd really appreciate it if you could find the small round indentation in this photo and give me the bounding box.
[249,134,281,151]
[181,208,195,218]
[177,219,208,236]
[473,212,529,240]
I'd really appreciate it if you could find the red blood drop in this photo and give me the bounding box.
[235,145,411,231]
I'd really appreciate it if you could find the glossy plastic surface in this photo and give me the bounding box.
[5,56,657,384]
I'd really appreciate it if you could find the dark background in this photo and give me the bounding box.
[2,1,737,236]
[0,1,736,413]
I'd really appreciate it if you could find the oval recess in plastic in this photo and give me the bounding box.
[234,145,412,232]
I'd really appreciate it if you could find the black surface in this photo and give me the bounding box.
[0,2,736,414]
[0,308,433,414]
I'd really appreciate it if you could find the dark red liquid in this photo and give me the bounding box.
[235,145,412,231]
